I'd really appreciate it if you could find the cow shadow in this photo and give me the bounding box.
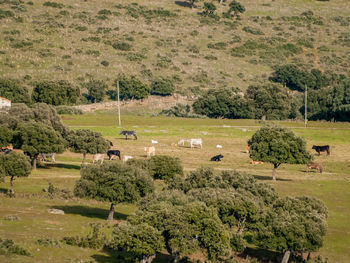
[174,1,192,8]
[241,247,282,262]
[0,187,9,194]
[50,205,128,220]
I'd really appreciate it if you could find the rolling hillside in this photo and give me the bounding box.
[1,0,350,97]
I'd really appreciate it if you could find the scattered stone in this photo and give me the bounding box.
[3,215,20,221]
[48,209,65,215]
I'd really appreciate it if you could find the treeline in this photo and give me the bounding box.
[0,75,175,106]
[192,65,350,122]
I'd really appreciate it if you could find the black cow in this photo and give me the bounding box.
[107,140,113,147]
[210,154,224,162]
[120,130,137,140]
[107,150,121,160]
[312,145,330,156]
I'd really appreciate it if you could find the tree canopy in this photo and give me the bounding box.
[248,126,311,180]
[0,78,31,104]
[116,76,150,100]
[67,129,110,163]
[245,83,290,120]
[0,127,12,148]
[12,122,66,168]
[0,151,31,195]
[150,77,174,96]
[109,223,164,263]
[84,79,108,103]
[74,162,154,220]
[32,80,80,105]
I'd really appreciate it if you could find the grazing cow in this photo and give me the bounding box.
[144,146,155,157]
[107,150,121,160]
[306,162,323,173]
[251,160,264,165]
[39,153,56,162]
[151,140,158,144]
[123,155,133,163]
[120,130,137,140]
[211,154,224,162]
[190,138,202,149]
[92,154,104,164]
[312,145,330,156]
[216,145,222,149]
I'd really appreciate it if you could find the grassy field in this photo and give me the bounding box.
[1,111,350,262]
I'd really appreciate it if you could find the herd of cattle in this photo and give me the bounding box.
[0,130,331,174]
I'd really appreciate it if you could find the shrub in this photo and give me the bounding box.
[150,77,174,96]
[84,79,108,103]
[149,155,183,181]
[43,1,64,8]
[112,42,132,51]
[101,60,109,67]
[242,26,264,35]
[0,238,31,256]
[207,42,227,50]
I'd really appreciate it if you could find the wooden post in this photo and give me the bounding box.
[304,85,307,128]
[281,251,290,263]
[117,81,121,127]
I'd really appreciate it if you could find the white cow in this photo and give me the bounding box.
[92,154,104,164]
[123,155,133,163]
[216,145,222,149]
[190,138,202,149]
[144,146,155,157]
[151,140,158,144]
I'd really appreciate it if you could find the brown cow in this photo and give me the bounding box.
[306,162,323,173]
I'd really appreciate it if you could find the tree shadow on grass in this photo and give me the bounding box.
[241,247,282,262]
[0,187,9,194]
[37,163,81,170]
[92,247,172,263]
[252,174,292,182]
[174,1,192,8]
[50,205,128,220]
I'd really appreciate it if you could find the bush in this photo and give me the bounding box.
[55,106,83,115]
[149,155,183,181]
[84,79,108,103]
[150,77,174,96]
[43,1,64,8]
[112,42,132,51]
[0,238,31,256]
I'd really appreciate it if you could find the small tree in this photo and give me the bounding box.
[248,126,311,180]
[84,79,108,103]
[67,129,110,164]
[149,155,183,181]
[226,0,245,18]
[0,127,12,148]
[0,78,31,104]
[74,162,154,220]
[0,151,31,195]
[110,223,164,263]
[12,122,66,169]
[150,77,175,96]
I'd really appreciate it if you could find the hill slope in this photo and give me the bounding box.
[1,0,349,96]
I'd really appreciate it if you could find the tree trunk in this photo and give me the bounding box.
[32,157,37,170]
[172,252,180,263]
[140,254,156,263]
[82,153,86,165]
[9,176,15,196]
[281,251,290,263]
[272,164,278,181]
[107,203,115,221]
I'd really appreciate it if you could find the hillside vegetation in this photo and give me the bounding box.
[1,0,350,97]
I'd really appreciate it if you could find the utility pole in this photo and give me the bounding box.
[117,80,121,127]
[304,85,307,128]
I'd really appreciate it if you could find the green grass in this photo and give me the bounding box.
[1,112,350,262]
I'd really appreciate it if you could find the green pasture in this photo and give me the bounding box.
[1,112,350,262]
